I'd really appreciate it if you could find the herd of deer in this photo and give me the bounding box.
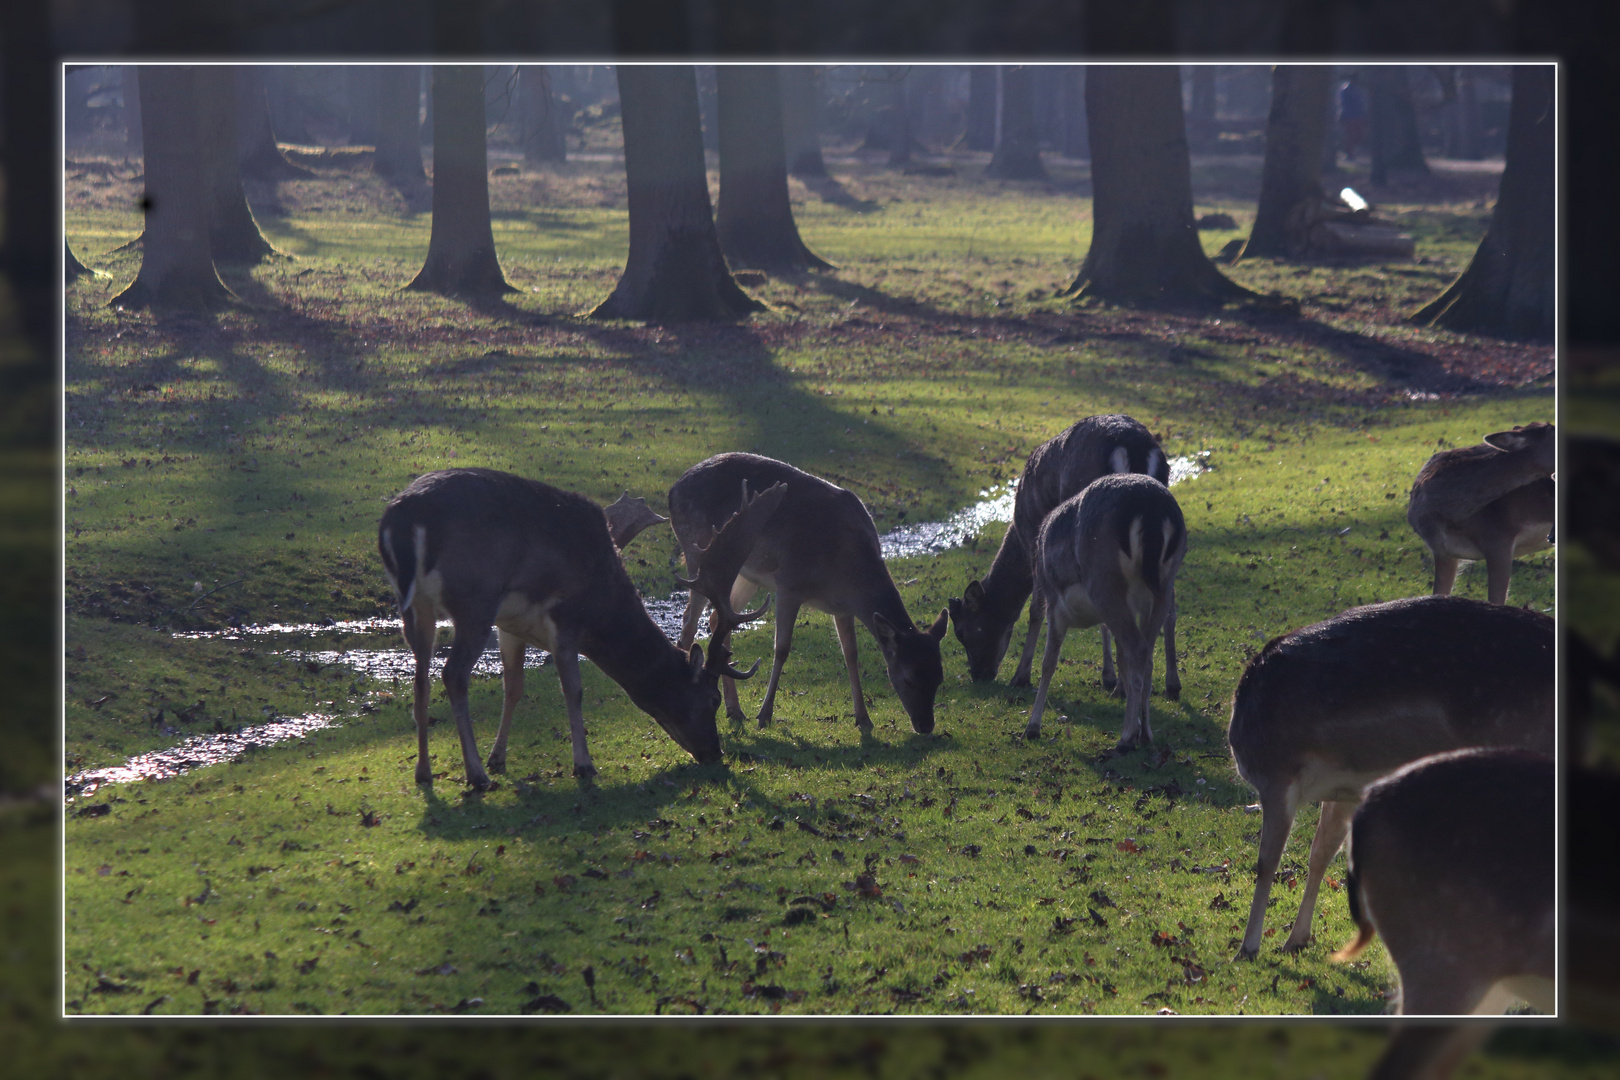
[376,412,1557,1023]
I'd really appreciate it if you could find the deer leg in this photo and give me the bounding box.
[1431,553,1460,596]
[834,614,872,731]
[1483,539,1515,605]
[1112,621,1154,750]
[676,573,708,651]
[487,629,525,774]
[755,594,802,729]
[551,646,595,778]
[1238,791,1299,959]
[1394,965,1492,1016]
[1281,798,1356,952]
[402,602,439,785]
[1097,625,1119,694]
[1025,608,1069,740]
[442,620,494,791]
[1161,584,1180,701]
[1008,589,1044,688]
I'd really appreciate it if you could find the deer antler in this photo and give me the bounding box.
[602,492,669,550]
[677,480,787,670]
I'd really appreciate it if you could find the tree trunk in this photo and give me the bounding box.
[66,240,93,284]
[592,66,763,322]
[1061,66,1088,159]
[123,66,143,152]
[715,66,832,274]
[1242,65,1334,260]
[1064,66,1252,305]
[519,66,569,165]
[1186,66,1217,149]
[347,66,380,147]
[1410,65,1553,339]
[780,66,827,177]
[1367,66,1430,185]
[986,65,1046,180]
[886,70,913,167]
[111,66,237,311]
[406,66,513,297]
[198,67,277,265]
[235,67,313,181]
[965,66,996,152]
[1447,67,1483,160]
[373,65,428,187]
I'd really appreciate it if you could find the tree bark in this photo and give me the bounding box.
[1061,66,1088,159]
[1367,66,1430,185]
[714,66,831,274]
[347,66,380,148]
[1243,65,1334,260]
[965,66,996,152]
[198,67,277,265]
[373,65,428,187]
[66,240,93,284]
[886,70,913,167]
[986,65,1046,180]
[111,66,237,311]
[780,66,827,177]
[592,66,763,322]
[235,67,313,181]
[1064,66,1252,305]
[122,65,143,153]
[1186,66,1217,149]
[519,66,569,165]
[406,66,513,297]
[1410,66,1553,339]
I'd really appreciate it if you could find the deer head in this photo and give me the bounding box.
[678,479,789,675]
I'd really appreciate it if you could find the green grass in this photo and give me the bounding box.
[61,150,1559,1018]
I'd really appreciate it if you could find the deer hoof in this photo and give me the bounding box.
[1024,724,1041,742]
[726,706,749,725]
[573,763,597,779]
[1163,684,1181,702]
[486,756,507,774]
[415,763,433,785]
[1008,674,1031,690]
[467,773,494,792]
[1234,945,1259,962]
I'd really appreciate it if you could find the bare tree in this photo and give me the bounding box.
[780,66,828,177]
[235,67,314,181]
[198,66,278,265]
[715,66,832,273]
[1063,66,1252,305]
[592,66,762,322]
[1412,65,1553,339]
[965,66,996,151]
[111,66,236,310]
[1242,65,1334,259]
[986,66,1047,180]
[519,66,569,166]
[372,65,428,189]
[406,66,513,297]
[1061,66,1088,160]
[1185,66,1217,149]
[1367,66,1430,185]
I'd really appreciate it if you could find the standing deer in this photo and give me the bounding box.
[948,414,1181,700]
[1331,748,1554,1016]
[1407,421,1555,604]
[377,468,781,789]
[1228,596,1553,960]
[668,453,947,734]
[1024,473,1186,749]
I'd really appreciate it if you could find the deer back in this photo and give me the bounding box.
[1408,422,1556,531]
[1228,596,1554,799]
[1013,414,1170,548]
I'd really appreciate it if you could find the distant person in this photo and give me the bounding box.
[1339,74,1368,161]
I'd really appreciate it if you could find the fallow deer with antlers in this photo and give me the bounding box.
[949,414,1181,700]
[669,453,947,733]
[1023,472,1186,749]
[377,468,782,788]
[1227,595,1553,961]
[1407,421,1555,604]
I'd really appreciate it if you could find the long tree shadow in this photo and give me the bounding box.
[799,174,883,213]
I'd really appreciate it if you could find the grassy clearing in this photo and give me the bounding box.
[63,148,1555,1017]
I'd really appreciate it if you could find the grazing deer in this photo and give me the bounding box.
[377,468,779,789]
[668,453,948,733]
[949,414,1181,700]
[1331,748,1554,1016]
[1228,596,1553,961]
[1023,473,1186,749]
[1407,422,1555,604]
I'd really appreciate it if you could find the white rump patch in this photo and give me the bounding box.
[1109,446,1130,473]
[1147,447,1164,479]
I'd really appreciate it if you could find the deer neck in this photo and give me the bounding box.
[578,589,685,698]
[978,525,1035,623]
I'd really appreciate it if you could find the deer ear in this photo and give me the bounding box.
[871,611,900,650]
[928,609,948,642]
[947,597,962,621]
[1483,429,1529,452]
[963,580,985,612]
[688,643,706,682]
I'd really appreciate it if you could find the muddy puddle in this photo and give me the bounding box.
[75,457,1213,798]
